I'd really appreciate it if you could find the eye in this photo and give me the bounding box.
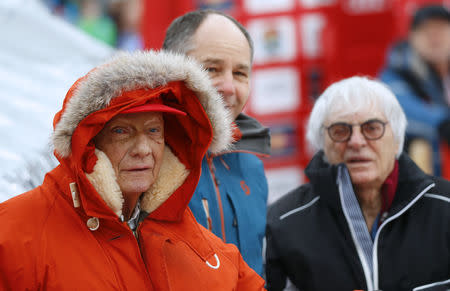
[365,124,378,131]
[112,127,127,134]
[148,126,163,137]
[327,123,351,142]
[205,67,218,73]
[234,71,248,78]
[364,121,382,132]
[332,126,349,137]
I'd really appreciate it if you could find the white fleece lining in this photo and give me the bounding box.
[140,146,189,213]
[86,146,189,217]
[86,150,123,217]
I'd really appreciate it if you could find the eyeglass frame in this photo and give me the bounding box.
[323,119,389,143]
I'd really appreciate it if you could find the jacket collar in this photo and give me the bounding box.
[84,146,190,221]
[305,151,341,212]
[305,151,434,215]
[50,144,191,222]
[232,113,271,156]
[390,153,434,215]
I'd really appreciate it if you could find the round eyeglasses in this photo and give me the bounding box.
[324,119,388,142]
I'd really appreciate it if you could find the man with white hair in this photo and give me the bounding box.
[266,76,450,291]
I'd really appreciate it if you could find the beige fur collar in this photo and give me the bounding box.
[86,146,189,217]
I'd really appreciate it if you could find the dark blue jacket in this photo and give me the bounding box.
[189,113,270,275]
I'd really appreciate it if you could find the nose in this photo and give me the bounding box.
[215,71,236,101]
[130,134,152,157]
[347,126,367,148]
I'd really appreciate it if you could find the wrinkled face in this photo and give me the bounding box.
[410,19,450,65]
[94,112,165,198]
[187,14,251,120]
[323,106,399,189]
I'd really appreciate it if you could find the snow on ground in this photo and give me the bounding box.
[0,0,114,201]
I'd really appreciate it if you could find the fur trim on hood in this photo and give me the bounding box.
[52,50,233,157]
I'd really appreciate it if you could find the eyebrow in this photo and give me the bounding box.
[108,115,163,125]
[202,58,223,65]
[143,118,164,127]
[202,58,250,72]
[327,118,386,126]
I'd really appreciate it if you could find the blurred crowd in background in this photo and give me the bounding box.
[42,0,143,50]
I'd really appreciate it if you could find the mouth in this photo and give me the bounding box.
[346,157,371,164]
[124,167,151,172]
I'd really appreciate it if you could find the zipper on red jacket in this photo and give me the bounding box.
[206,154,227,242]
[131,221,154,290]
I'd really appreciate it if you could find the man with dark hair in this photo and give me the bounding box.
[379,4,450,176]
[163,10,270,275]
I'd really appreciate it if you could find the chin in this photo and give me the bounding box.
[121,180,153,195]
[348,170,377,185]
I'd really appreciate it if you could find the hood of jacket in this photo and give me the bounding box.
[51,50,233,222]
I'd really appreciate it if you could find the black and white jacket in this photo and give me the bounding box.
[266,151,450,291]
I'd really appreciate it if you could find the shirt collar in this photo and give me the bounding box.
[120,200,141,231]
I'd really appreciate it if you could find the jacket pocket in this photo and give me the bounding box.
[201,198,212,231]
[412,278,450,290]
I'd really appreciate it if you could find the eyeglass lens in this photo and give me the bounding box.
[328,120,386,142]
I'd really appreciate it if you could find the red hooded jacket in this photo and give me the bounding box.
[0,51,265,290]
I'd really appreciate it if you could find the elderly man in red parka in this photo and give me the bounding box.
[0,50,266,290]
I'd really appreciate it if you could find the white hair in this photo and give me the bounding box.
[306,76,407,157]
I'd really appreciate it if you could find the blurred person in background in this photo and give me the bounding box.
[108,0,144,51]
[46,0,143,50]
[266,76,450,291]
[0,50,265,290]
[379,4,450,176]
[163,9,271,276]
[44,0,80,23]
[77,0,117,46]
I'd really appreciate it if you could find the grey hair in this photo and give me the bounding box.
[306,76,407,157]
[162,9,254,62]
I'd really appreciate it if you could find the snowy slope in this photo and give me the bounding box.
[0,0,114,201]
